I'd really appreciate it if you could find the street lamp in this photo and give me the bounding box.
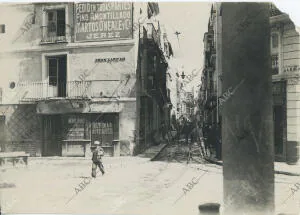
[175,70,185,79]
[181,71,185,79]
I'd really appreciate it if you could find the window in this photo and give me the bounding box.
[271,54,279,75]
[91,114,118,147]
[0,24,5,33]
[48,58,58,86]
[47,9,65,36]
[272,34,279,48]
[42,8,66,43]
[65,115,90,140]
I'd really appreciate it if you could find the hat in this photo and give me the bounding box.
[94,141,100,145]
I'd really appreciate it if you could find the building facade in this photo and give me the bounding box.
[198,3,300,164]
[135,18,173,152]
[198,4,219,129]
[270,4,300,164]
[0,2,171,157]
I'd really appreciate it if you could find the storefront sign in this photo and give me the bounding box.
[87,102,123,113]
[95,57,125,63]
[75,2,133,42]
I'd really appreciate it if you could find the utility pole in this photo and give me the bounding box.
[221,3,274,215]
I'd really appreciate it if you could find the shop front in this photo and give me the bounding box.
[42,113,120,157]
[38,100,121,157]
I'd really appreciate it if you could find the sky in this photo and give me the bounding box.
[157,1,300,95]
[158,2,212,93]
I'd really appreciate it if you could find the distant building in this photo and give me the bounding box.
[198,4,219,128]
[0,2,172,157]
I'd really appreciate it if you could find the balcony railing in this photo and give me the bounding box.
[40,24,72,44]
[14,80,122,102]
[146,23,161,48]
[270,4,282,17]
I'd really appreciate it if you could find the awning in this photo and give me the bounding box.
[36,100,123,114]
[85,102,123,113]
[36,100,89,114]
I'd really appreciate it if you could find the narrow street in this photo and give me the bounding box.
[1,155,299,215]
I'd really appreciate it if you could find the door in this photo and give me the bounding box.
[48,55,67,97]
[42,115,62,156]
[58,56,67,97]
[273,105,284,156]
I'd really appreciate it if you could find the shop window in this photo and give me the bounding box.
[91,114,119,146]
[66,115,90,140]
[271,54,279,75]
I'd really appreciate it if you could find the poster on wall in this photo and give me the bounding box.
[75,2,133,42]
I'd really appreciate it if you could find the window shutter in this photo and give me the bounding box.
[0,24,5,33]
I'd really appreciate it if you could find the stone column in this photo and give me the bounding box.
[221,3,274,215]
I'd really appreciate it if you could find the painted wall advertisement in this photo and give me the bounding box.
[75,2,133,42]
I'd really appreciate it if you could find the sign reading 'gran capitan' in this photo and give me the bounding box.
[75,2,133,42]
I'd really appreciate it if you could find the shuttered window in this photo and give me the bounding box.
[0,24,5,33]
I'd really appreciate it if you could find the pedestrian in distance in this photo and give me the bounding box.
[182,117,190,145]
[203,124,212,156]
[160,121,167,141]
[91,141,105,178]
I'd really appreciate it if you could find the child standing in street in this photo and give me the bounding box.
[91,141,105,178]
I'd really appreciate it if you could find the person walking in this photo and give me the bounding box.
[91,141,105,178]
[202,123,210,156]
[182,117,190,145]
[160,121,167,141]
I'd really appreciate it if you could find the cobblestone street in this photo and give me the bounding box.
[0,156,299,215]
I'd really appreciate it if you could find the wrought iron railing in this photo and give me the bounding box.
[146,23,161,48]
[14,80,121,102]
[40,24,72,43]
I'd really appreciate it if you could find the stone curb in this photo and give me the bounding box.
[150,142,171,161]
[204,157,300,177]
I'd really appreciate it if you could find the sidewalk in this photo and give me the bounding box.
[205,157,300,176]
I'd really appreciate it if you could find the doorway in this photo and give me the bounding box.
[48,55,67,97]
[42,115,62,156]
[273,105,284,156]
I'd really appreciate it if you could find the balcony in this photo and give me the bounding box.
[14,80,123,102]
[146,23,161,48]
[270,4,282,17]
[40,24,72,44]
